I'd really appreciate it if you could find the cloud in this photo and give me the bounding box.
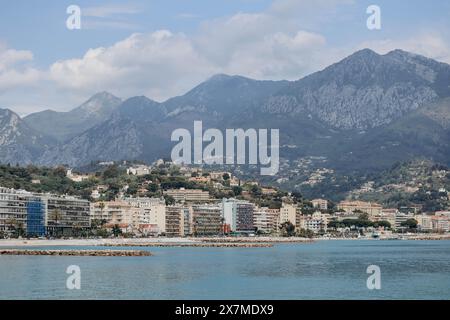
[48,1,343,102]
[2,0,450,115]
[81,3,142,30]
[49,31,217,101]
[176,13,200,20]
[83,4,141,18]
[358,32,450,64]
[0,46,41,92]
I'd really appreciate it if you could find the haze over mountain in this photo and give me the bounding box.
[24,92,122,142]
[1,49,450,178]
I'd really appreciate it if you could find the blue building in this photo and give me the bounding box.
[26,199,46,237]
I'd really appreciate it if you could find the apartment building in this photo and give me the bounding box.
[299,211,329,233]
[337,201,383,216]
[253,207,279,234]
[191,204,222,236]
[222,199,254,233]
[165,188,210,203]
[279,203,297,228]
[370,209,397,228]
[0,187,45,236]
[311,199,328,210]
[44,195,90,235]
[1,187,90,237]
[394,212,415,229]
[414,214,433,231]
[165,206,183,237]
[91,201,138,233]
[431,216,449,232]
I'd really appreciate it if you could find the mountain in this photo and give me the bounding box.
[164,74,288,118]
[24,92,122,142]
[38,96,168,166]
[3,49,450,179]
[0,108,54,165]
[263,49,450,129]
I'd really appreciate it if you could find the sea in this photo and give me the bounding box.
[1,240,449,299]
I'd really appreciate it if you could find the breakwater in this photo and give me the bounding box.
[198,237,314,243]
[101,242,273,248]
[0,249,151,256]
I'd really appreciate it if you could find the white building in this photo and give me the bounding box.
[126,165,151,176]
[253,207,279,234]
[222,199,254,233]
[299,211,329,233]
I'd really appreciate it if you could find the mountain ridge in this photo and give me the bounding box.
[1,48,450,176]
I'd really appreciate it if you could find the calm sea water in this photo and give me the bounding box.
[1,240,449,300]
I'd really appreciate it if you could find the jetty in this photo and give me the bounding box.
[101,242,273,248]
[0,249,151,256]
[198,237,314,243]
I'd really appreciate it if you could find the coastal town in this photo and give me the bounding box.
[1,159,449,241]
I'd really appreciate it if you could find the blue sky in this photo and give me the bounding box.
[1,0,449,115]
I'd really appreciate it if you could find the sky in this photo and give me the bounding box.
[1,0,450,116]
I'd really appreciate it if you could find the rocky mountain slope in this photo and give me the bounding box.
[0,108,54,165]
[2,49,450,173]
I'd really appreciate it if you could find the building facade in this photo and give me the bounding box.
[1,187,90,237]
[165,188,210,203]
[337,201,383,216]
[192,204,222,236]
[222,199,254,233]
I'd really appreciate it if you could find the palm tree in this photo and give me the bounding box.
[99,202,105,218]
[5,218,17,234]
[49,209,63,237]
[220,217,225,236]
[5,218,25,238]
[112,224,122,237]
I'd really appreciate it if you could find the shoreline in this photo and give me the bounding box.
[0,234,449,248]
[0,249,151,256]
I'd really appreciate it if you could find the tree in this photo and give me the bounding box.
[358,212,369,221]
[291,191,303,203]
[164,195,176,206]
[5,218,25,238]
[401,219,418,229]
[147,183,159,193]
[297,228,315,238]
[250,185,261,197]
[279,221,296,237]
[112,224,122,237]
[103,165,120,179]
[232,186,242,196]
[222,173,230,181]
[49,209,63,237]
[373,220,391,229]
